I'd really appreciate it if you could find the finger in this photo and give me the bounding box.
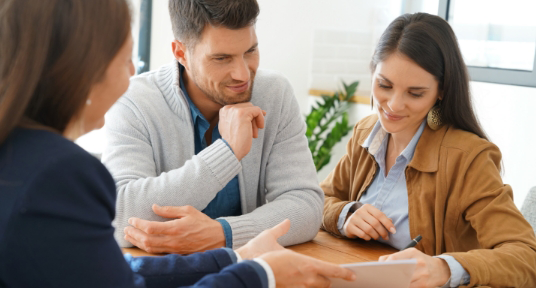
[378,254,390,262]
[343,221,358,238]
[355,220,380,240]
[366,206,396,234]
[310,275,331,288]
[315,260,356,282]
[252,119,258,138]
[124,234,168,254]
[249,107,265,129]
[152,204,194,218]
[343,214,361,238]
[268,219,291,239]
[346,224,371,241]
[124,226,168,250]
[383,248,418,261]
[128,217,175,234]
[361,211,389,240]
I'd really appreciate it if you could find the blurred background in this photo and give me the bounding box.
[78,0,536,208]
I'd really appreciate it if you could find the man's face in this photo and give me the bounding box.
[186,25,259,106]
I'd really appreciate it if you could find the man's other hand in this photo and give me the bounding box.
[124,204,226,254]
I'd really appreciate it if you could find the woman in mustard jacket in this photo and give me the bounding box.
[321,13,536,287]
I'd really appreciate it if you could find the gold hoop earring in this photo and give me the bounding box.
[427,103,443,131]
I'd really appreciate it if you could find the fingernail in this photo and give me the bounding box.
[390,227,396,234]
[351,274,356,281]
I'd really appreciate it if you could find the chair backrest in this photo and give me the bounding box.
[521,187,536,235]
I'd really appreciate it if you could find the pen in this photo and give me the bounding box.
[403,235,422,249]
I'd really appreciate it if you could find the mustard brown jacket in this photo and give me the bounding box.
[322,115,536,287]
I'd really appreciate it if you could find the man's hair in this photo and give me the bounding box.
[168,0,260,48]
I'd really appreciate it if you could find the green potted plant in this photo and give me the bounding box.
[306,81,358,171]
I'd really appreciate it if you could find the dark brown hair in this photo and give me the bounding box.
[0,0,132,144]
[168,0,259,48]
[370,13,488,140]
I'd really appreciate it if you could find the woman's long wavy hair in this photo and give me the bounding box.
[370,13,488,140]
[0,0,132,144]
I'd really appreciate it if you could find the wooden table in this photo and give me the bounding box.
[122,230,397,264]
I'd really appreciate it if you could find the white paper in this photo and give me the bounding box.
[330,259,417,288]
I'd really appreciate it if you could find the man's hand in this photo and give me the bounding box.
[260,250,356,287]
[379,248,451,288]
[218,103,265,161]
[236,219,289,259]
[124,204,225,254]
[343,204,396,240]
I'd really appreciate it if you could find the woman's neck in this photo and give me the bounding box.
[387,122,422,157]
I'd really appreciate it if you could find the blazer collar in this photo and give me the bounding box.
[357,114,448,173]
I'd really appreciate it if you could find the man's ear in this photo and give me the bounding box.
[172,40,189,69]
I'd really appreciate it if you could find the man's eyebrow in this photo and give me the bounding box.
[210,53,231,58]
[247,43,259,51]
[209,43,259,58]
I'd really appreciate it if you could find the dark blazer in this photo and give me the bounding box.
[0,128,266,288]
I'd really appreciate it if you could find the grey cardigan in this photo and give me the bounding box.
[102,61,323,248]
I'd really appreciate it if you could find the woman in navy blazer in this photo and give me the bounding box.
[0,0,355,287]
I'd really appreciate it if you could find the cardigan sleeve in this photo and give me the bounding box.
[445,143,536,287]
[102,100,242,247]
[4,150,266,288]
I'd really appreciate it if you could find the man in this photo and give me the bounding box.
[102,0,323,253]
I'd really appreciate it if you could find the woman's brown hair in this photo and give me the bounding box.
[370,13,488,140]
[0,0,132,144]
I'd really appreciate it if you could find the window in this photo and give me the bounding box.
[438,0,536,87]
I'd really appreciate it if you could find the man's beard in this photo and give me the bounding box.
[190,67,256,106]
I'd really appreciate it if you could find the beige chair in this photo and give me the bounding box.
[521,187,536,235]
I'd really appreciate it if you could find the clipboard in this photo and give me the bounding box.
[330,259,417,288]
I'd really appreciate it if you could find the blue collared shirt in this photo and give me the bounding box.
[336,120,470,287]
[179,65,240,248]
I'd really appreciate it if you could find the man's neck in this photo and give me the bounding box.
[182,69,221,124]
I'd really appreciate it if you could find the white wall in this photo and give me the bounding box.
[80,0,536,208]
